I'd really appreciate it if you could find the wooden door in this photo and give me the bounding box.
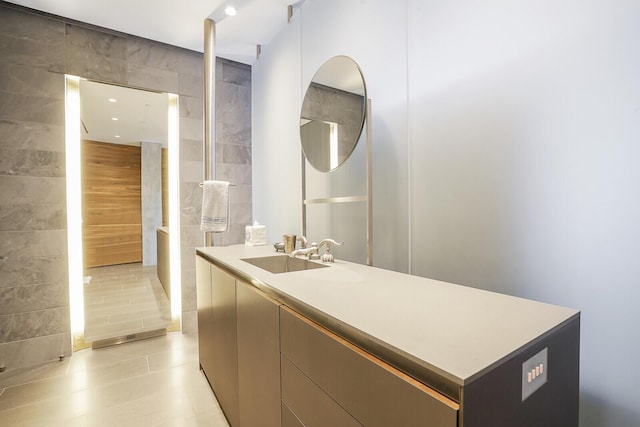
[82,140,142,268]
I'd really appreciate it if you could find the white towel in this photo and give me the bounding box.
[200,180,230,232]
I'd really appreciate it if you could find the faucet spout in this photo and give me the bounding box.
[290,245,317,258]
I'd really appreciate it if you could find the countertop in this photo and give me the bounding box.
[196,244,579,394]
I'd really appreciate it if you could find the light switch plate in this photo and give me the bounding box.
[522,347,548,401]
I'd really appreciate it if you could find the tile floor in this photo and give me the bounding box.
[84,263,172,343]
[0,332,229,426]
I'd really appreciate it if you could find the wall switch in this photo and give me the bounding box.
[522,347,548,401]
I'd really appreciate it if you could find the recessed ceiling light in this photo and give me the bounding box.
[114,135,120,138]
[108,98,117,103]
[225,6,237,16]
[111,117,119,121]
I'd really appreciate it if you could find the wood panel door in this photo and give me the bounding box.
[82,140,142,268]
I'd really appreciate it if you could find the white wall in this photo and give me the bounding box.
[253,0,640,425]
[254,0,409,271]
[298,0,408,269]
[252,13,301,244]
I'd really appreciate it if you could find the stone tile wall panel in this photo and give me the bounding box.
[0,2,251,355]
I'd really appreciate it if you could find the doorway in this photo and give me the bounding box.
[65,77,180,349]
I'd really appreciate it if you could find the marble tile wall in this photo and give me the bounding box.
[0,2,251,366]
[0,4,70,373]
[215,59,253,247]
[141,142,162,266]
[179,58,252,334]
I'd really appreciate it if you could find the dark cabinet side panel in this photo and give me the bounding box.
[461,316,580,427]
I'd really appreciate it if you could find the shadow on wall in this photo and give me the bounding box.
[580,392,640,427]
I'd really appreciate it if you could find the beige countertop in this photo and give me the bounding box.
[196,244,579,393]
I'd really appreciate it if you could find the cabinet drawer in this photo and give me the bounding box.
[282,354,362,427]
[280,306,459,427]
[237,281,281,427]
[281,401,305,427]
[196,256,213,376]
[210,265,239,427]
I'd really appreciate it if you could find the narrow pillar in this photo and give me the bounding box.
[141,141,162,265]
[204,18,216,246]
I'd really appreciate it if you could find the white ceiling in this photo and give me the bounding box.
[6,0,291,64]
[80,80,168,147]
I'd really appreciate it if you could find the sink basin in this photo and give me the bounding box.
[241,255,328,274]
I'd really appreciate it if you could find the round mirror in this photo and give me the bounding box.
[300,56,367,172]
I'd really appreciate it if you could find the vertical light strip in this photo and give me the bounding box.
[329,122,339,170]
[167,93,182,322]
[204,18,216,247]
[64,75,84,339]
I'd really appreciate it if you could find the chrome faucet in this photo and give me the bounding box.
[290,244,318,259]
[290,239,344,262]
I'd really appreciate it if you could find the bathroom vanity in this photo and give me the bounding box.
[196,245,579,427]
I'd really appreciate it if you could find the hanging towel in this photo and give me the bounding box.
[200,180,230,232]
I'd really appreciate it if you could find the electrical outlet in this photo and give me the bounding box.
[522,347,548,401]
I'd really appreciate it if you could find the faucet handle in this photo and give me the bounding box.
[318,239,343,249]
[318,239,343,263]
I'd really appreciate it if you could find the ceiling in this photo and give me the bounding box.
[80,80,168,147]
[6,0,291,64]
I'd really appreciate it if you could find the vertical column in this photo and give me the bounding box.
[203,18,216,247]
[141,141,162,266]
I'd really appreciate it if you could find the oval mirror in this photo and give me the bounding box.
[300,56,367,172]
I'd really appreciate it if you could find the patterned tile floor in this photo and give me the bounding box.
[83,263,172,343]
[0,332,230,426]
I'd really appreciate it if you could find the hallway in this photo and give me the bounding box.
[83,263,172,344]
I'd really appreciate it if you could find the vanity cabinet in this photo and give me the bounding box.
[196,246,580,427]
[280,306,459,427]
[196,256,281,427]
